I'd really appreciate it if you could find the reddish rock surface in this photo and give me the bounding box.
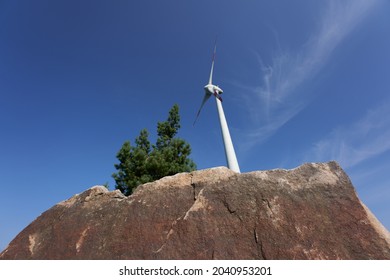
[1,161,389,259]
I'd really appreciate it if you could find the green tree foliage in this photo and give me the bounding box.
[112,104,196,196]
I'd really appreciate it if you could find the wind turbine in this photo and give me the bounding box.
[193,42,241,173]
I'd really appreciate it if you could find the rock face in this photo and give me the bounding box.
[1,161,389,259]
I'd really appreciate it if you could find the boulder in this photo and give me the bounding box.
[1,162,389,259]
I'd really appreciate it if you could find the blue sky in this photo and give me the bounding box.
[1,0,389,251]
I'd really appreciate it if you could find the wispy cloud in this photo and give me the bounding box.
[306,100,390,168]
[238,0,380,149]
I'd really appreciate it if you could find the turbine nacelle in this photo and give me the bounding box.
[204,84,223,95]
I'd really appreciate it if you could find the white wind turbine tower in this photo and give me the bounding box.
[193,42,241,173]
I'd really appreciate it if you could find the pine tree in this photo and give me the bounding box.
[112,104,196,195]
[156,104,181,149]
[151,104,196,177]
[112,141,133,196]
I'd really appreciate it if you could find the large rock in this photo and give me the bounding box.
[1,162,389,259]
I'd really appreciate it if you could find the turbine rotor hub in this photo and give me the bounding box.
[204,84,223,95]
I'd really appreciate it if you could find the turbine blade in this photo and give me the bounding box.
[208,39,217,85]
[193,93,211,126]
